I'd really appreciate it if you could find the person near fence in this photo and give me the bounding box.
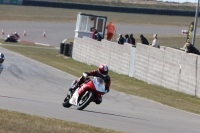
[140,34,149,45]
[96,33,103,41]
[149,34,159,48]
[0,53,5,74]
[184,42,200,55]
[92,28,98,40]
[124,34,130,43]
[106,22,115,41]
[129,34,136,46]
[117,34,125,45]
[91,27,95,39]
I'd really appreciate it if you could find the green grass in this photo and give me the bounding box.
[0,109,124,133]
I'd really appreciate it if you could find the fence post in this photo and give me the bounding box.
[128,46,136,77]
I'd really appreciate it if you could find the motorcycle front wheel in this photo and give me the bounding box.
[62,94,72,108]
[77,90,94,110]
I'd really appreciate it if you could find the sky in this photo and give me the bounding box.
[159,0,197,3]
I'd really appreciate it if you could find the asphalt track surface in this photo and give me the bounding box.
[0,22,200,133]
[1,21,200,46]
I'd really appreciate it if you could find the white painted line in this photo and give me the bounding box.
[35,42,50,46]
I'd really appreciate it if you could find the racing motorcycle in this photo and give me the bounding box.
[62,76,107,110]
[5,34,19,42]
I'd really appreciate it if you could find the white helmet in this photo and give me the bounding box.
[0,53,5,63]
[14,32,18,35]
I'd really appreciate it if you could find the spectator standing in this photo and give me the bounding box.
[106,22,115,41]
[93,29,98,40]
[91,28,95,39]
[96,33,103,41]
[117,34,124,45]
[130,34,135,46]
[140,34,149,45]
[124,34,130,43]
[149,34,159,48]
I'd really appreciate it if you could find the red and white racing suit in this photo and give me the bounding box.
[71,70,111,104]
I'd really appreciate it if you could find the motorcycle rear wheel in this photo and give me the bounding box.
[62,94,72,108]
[77,91,94,110]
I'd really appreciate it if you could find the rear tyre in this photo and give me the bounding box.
[77,91,94,110]
[62,94,72,108]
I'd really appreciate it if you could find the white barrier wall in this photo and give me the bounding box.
[134,43,200,97]
[72,36,133,75]
[72,37,200,97]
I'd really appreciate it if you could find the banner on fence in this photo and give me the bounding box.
[186,22,194,43]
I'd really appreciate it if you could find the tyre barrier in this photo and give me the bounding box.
[63,43,70,56]
[62,42,73,57]
[22,0,197,17]
[60,42,64,54]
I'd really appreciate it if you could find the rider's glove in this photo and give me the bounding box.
[105,88,109,93]
[83,72,88,78]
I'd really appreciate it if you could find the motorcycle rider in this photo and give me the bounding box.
[9,33,15,39]
[69,64,111,104]
[13,32,20,40]
[0,53,5,74]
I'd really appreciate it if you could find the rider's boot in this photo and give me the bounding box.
[69,80,79,96]
[94,95,102,104]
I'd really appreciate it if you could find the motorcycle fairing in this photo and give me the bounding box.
[92,77,106,93]
[69,77,106,106]
[78,77,106,95]
[69,89,79,106]
[78,80,94,95]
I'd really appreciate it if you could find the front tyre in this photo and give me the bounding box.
[77,91,94,110]
[62,94,72,108]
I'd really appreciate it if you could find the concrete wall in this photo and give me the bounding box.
[72,36,133,75]
[72,37,200,98]
[133,43,200,97]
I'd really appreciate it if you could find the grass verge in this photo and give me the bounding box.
[0,109,124,133]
